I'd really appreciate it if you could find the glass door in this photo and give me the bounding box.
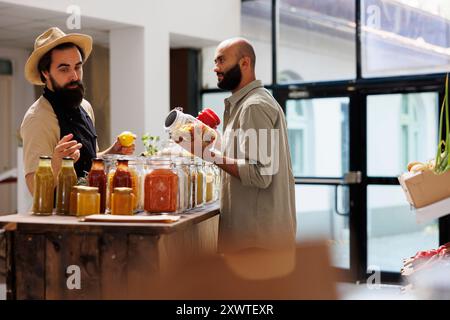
[281,94,355,271]
[279,88,444,281]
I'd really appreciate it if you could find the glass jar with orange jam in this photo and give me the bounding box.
[111,187,135,215]
[144,158,179,213]
[69,186,82,215]
[76,186,100,216]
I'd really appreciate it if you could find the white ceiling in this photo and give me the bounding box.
[0,2,229,51]
[170,33,218,49]
[0,2,130,49]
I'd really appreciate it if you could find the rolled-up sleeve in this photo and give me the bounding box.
[236,102,278,189]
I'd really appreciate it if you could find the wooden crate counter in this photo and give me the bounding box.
[0,203,219,300]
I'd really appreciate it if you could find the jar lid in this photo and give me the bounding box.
[62,157,74,161]
[165,109,182,129]
[197,108,220,129]
[114,187,133,194]
[77,186,99,193]
[39,155,52,160]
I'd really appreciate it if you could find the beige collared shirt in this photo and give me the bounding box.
[218,80,297,253]
[20,96,96,176]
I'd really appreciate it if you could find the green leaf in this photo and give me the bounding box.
[434,75,449,174]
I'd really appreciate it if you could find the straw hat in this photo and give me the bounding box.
[24,27,93,85]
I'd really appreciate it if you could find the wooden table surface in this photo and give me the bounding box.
[0,202,220,234]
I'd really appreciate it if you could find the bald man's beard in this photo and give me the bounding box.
[217,63,242,91]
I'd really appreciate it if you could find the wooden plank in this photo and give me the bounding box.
[195,214,219,254]
[15,233,46,300]
[5,231,14,300]
[99,233,128,299]
[46,233,101,299]
[157,214,218,285]
[0,229,6,282]
[127,234,160,299]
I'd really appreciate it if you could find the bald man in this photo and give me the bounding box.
[193,38,297,253]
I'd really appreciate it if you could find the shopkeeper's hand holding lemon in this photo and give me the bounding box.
[118,131,136,147]
[106,131,136,155]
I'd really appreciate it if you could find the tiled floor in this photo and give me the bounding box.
[0,282,417,300]
[0,232,439,300]
[331,230,438,272]
[337,283,416,300]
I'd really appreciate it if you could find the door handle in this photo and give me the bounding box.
[334,171,361,216]
[343,171,362,184]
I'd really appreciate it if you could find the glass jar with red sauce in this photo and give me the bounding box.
[144,158,179,213]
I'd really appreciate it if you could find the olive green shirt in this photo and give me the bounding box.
[218,80,297,253]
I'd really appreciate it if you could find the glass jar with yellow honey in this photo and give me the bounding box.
[32,156,55,215]
[56,157,77,215]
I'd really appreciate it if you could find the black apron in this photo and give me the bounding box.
[43,87,98,178]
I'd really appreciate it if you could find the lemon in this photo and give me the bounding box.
[118,131,136,147]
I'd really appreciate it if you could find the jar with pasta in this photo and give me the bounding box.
[129,157,145,213]
[195,159,206,207]
[204,162,215,203]
[174,158,190,212]
[164,109,219,152]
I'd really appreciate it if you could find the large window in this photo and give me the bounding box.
[242,0,272,85]
[286,97,349,177]
[367,92,438,177]
[279,0,356,83]
[362,0,450,77]
[202,0,272,89]
[200,0,450,283]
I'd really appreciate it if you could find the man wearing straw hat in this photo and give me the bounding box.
[21,27,134,194]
